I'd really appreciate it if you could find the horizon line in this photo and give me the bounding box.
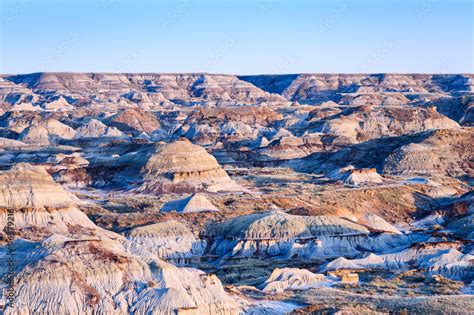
[2,71,473,76]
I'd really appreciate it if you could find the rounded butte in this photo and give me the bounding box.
[140,138,242,193]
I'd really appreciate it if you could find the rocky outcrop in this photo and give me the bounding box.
[16,119,76,145]
[255,133,323,161]
[10,102,42,111]
[0,163,90,239]
[208,210,370,240]
[106,108,161,135]
[139,138,241,193]
[207,211,418,260]
[2,235,239,315]
[360,213,401,234]
[241,74,473,104]
[187,105,283,126]
[39,118,76,140]
[324,243,473,280]
[287,185,437,224]
[319,106,460,144]
[0,137,27,149]
[383,129,474,177]
[19,125,50,146]
[260,268,329,293]
[0,162,240,314]
[174,105,282,146]
[2,72,284,106]
[1,110,42,133]
[0,163,75,209]
[343,168,383,186]
[126,220,206,264]
[42,96,75,111]
[75,119,125,139]
[160,193,219,213]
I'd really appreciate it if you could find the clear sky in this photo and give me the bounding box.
[0,0,472,74]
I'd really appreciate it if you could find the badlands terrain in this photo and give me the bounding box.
[0,72,473,314]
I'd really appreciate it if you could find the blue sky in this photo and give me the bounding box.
[0,0,472,74]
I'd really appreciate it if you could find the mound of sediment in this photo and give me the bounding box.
[0,163,74,209]
[75,119,125,138]
[42,96,75,111]
[160,193,219,213]
[208,210,369,240]
[206,211,418,259]
[58,155,89,168]
[383,128,473,177]
[106,108,161,134]
[6,233,239,314]
[19,125,50,145]
[0,163,95,239]
[11,102,42,111]
[39,118,76,139]
[126,220,206,262]
[260,268,328,292]
[320,106,460,143]
[256,134,323,161]
[344,168,383,186]
[0,137,27,149]
[360,213,401,234]
[139,138,241,193]
[323,244,473,280]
